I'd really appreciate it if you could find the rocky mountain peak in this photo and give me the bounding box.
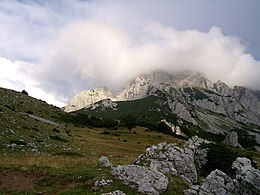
[213,80,231,95]
[64,70,260,132]
[64,87,114,112]
[116,70,214,101]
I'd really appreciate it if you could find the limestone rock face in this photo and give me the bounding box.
[135,136,211,184]
[98,156,112,168]
[65,70,260,134]
[86,99,118,111]
[64,87,114,112]
[223,131,243,148]
[96,139,259,195]
[116,70,214,101]
[185,157,260,195]
[232,157,260,194]
[111,165,168,194]
[214,80,231,96]
[160,119,186,136]
[198,169,235,195]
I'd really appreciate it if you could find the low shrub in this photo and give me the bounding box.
[49,135,69,142]
[200,143,256,178]
[9,140,27,146]
[52,128,60,133]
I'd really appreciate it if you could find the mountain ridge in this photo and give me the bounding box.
[66,70,260,143]
[64,70,218,112]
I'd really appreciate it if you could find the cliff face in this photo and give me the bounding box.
[65,70,260,134]
[64,87,114,112]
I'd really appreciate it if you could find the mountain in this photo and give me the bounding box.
[64,87,114,112]
[67,70,260,146]
[116,70,214,101]
[0,84,259,194]
[0,87,76,155]
[115,70,260,128]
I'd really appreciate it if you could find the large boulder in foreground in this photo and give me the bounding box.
[135,136,211,184]
[111,165,168,194]
[232,157,260,194]
[184,157,260,195]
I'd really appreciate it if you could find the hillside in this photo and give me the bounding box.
[0,86,259,194]
[72,71,260,150]
[0,87,188,194]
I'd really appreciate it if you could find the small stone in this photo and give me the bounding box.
[98,156,112,168]
[101,190,126,195]
[181,175,192,186]
[10,143,17,148]
[94,179,113,187]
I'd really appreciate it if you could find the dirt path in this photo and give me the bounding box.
[0,170,44,192]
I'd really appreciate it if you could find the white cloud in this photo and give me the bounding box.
[0,1,259,107]
[35,20,260,101]
[0,57,66,107]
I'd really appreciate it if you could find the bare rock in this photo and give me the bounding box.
[232,157,260,194]
[223,131,243,149]
[94,179,113,187]
[111,165,168,194]
[185,157,260,195]
[98,156,112,168]
[135,136,211,184]
[102,190,126,195]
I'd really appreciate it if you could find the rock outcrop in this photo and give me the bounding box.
[160,119,186,136]
[223,131,243,149]
[184,157,260,195]
[102,190,126,195]
[111,165,168,194]
[232,157,260,194]
[96,137,259,194]
[94,179,113,187]
[135,136,211,184]
[85,99,118,111]
[64,87,114,112]
[67,70,260,135]
[98,156,112,168]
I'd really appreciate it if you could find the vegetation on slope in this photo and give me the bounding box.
[0,87,259,194]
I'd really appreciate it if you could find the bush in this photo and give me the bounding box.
[156,122,175,135]
[121,114,137,133]
[21,90,28,95]
[52,128,60,133]
[5,104,15,111]
[200,143,256,178]
[100,130,110,135]
[233,128,257,150]
[9,140,27,146]
[26,110,34,115]
[49,135,69,142]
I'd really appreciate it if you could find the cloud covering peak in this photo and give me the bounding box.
[0,0,259,106]
[35,20,260,100]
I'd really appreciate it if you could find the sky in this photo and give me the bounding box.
[0,0,259,107]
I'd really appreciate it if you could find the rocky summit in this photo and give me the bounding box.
[65,70,260,141]
[64,87,114,112]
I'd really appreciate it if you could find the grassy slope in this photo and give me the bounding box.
[80,95,177,120]
[0,87,259,194]
[0,87,189,194]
